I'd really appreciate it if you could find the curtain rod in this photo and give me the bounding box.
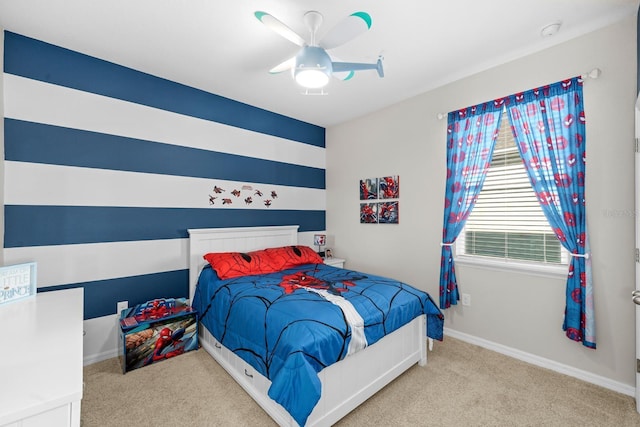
[436,68,601,120]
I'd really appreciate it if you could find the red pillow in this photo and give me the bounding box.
[204,245,323,279]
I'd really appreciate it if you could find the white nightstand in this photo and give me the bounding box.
[323,257,345,268]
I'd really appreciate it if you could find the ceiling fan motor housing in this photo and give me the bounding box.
[294,46,333,88]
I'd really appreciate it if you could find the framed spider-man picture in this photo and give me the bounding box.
[360,203,378,223]
[359,178,378,200]
[378,201,399,224]
[379,175,399,199]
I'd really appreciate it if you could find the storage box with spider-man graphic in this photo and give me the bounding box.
[118,298,198,373]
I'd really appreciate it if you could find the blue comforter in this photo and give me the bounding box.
[192,263,443,426]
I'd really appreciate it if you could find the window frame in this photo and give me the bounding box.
[453,109,569,279]
[454,249,569,279]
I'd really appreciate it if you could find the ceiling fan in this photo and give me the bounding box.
[254,10,384,91]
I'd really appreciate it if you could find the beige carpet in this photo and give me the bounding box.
[82,337,640,426]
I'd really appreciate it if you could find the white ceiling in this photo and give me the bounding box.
[0,0,637,128]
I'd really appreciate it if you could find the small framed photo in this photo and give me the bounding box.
[0,262,37,305]
[325,249,333,259]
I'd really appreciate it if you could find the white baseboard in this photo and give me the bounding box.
[444,328,635,397]
[84,348,118,366]
[81,319,636,398]
[83,315,120,366]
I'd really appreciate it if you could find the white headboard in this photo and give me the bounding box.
[187,225,299,301]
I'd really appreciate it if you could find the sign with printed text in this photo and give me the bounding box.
[0,262,37,305]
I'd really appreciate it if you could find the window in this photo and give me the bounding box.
[455,111,568,271]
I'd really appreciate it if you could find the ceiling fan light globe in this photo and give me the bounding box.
[295,69,330,88]
[294,46,332,89]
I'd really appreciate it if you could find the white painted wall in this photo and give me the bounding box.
[327,16,636,391]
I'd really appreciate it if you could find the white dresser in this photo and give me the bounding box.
[0,288,84,427]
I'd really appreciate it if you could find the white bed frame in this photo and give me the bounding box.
[188,226,427,427]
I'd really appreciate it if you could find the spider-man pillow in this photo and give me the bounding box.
[204,245,323,279]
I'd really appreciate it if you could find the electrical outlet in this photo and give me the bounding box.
[117,300,128,315]
[462,293,471,306]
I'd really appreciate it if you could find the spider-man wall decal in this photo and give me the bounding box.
[208,184,279,208]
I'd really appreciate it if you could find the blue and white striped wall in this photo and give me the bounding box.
[3,32,326,360]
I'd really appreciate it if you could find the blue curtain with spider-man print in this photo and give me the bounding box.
[506,77,594,348]
[439,103,504,309]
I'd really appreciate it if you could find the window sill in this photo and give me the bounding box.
[454,256,568,280]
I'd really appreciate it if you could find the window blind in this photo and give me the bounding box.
[457,112,567,265]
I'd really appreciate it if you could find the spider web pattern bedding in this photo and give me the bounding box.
[192,262,444,426]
